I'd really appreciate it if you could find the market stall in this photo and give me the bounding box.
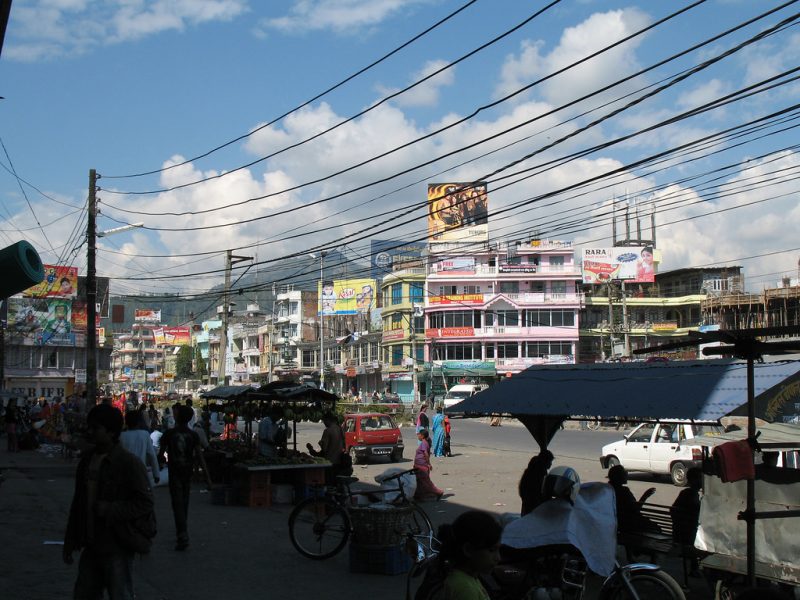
[201,382,339,507]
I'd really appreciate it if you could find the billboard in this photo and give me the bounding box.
[429,293,484,305]
[431,257,475,274]
[134,308,162,322]
[153,326,191,346]
[370,240,426,281]
[318,279,377,315]
[7,297,75,345]
[70,299,101,331]
[78,276,111,318]
[23,264,78,298]
[581,246,656,284]
[427,182,489,242]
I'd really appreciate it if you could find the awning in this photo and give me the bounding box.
[199,385,253,400]
[455,359,800,422]
[687,422,800,449]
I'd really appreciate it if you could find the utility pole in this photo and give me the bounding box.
[87,169,98,405]
[607,281,614,360]
[217,250,252,386]
[622,280,630,357]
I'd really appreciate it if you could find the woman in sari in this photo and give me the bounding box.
[431,407,445,457]
[414,429,443,501]
[416,406,429,445]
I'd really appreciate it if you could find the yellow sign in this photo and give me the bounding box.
[319,278,376,315]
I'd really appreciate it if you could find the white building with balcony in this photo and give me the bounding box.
[424,239,582,390]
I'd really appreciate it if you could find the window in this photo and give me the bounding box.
[496,343,518,358]
[415,346,424,363]
[429,311,476,328]
[391,283,403,305]
[525,341,573,357]
[549,256,564,268]
[410,282,424,304]
[289,302,299,315]
[484,344,494,359]
[439,285,458,295]
[369,342,378,361]
[289,324,298,337]
[530,281,545,293]
[487,310,518,326]
[499,281,519,294]
[463,285,481,294]
[302,350,315,368]
[47,350,58,368]
[391,346,404,366]
[413,315,425,334]
[441,343,481,360]
[391,313,403,328]
[629,424,655,443]
[383,289,389,307]
[528,255,540,265]
[551,281,567,295]
[525,310,575,327]
[505,256,522,265]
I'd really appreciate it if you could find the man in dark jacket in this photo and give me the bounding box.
[63,404,154,600]
[158,404,207,550]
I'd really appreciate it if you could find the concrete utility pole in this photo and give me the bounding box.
[87,170,98,405]
[217,250,253,386]
[622,280,630,357]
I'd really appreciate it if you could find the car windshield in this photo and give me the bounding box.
[362,416,396,430]
[446,391,471,400]
[692,424,722,437]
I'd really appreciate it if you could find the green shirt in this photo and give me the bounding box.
[438,568,490,600]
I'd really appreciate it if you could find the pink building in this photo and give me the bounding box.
[424,240,583,380]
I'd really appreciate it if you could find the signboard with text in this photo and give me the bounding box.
[429,294,483,305]
[382,329,406,342]
[23,264,78,298]
[425,327,475,338]
[319,278,377,315]
[370,240,426,281]
[135,309,162,322]
[427,182,489,242]
[581,247,656,284]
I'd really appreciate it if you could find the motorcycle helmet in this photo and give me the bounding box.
[541,465,581,504]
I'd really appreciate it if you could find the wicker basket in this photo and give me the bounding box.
[349,504,414,546]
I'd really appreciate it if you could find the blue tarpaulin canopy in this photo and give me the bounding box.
[456,359,800,422]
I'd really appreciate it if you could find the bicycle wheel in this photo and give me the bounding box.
[403,503,434,544]
[288,497,351,560]
[599,568,686,600]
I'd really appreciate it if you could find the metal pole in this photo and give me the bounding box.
[218,250,232,385]
[87,169,98,406]
[319,254,325,391]
[411,315,418,405]
[746,357,756,587]
[622,280,630,357]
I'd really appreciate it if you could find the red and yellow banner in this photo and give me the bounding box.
[429,294,483,305]
[425,327,475,338]
[23,265,78,298]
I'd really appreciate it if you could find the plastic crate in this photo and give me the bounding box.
[349,542,412,575]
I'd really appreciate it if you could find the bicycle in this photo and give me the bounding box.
[288,467,434,560]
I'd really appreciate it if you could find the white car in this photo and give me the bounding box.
[443,383,488,415]
[599,421,722,486]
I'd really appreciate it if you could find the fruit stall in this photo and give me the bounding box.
[201,382,339,507]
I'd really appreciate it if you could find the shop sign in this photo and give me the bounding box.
[425,327,475,338]
[382,329,406,342]
[499,263,537,273]
[75,369,87,383]
[429,294,483,305]
[651,322,678,331]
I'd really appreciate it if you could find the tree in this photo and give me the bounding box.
[175,345,194,379]
[194,345,208,380]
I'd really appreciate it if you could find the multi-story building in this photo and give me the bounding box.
[379,267,426,402]
[111,319,163,388]
[579,266,744,361]
[230,322,261,384]
[207,303,265,385]
[423,239,583,395]
[261,287,318,382]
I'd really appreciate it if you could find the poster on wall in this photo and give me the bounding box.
[7,297,75,345]
[23,265,78,298]
[134,308,162,322]
[427,182,489,242]
[154,326,191,346]
[318,279,377,315]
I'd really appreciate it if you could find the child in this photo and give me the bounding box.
[435,511,502,599]
[443,414,452,457]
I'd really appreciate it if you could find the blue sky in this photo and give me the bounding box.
[1,0,800,298]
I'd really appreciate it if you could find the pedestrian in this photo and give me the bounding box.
[413,429,443,501]
[63,404,154,599]
[158,404,209,551]
[306,414,350,483]
[147,403,159,432]
[518,450,554,515]
[4,397,19,452]
[443,414,452,457]
[431,407,445,457]
[670,467,703,575]
[433,511,502,599]
[258,411,276,458]
[608,464,659,535]
[120,410,160,488]
[161,407,174,430]
[489,412,503,427]
[416,405,430,444]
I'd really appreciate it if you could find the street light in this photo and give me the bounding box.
[309,252,328,389]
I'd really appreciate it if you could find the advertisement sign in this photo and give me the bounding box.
[153,326,191,346]
[78,276,111,318]
[425,327,475,338]
[427,182,489,242]
[70,299,101,331]
[429,294,484,305]
[382,329,406,342]
[581,247,656,284]
[134,370,147,384]
[7,297,74,345]
[432,257,475,274]
[370,240,426,280]
[499,262,537,273]
[75,369,87,383]
[318,279,377,315]
[23,264,78,298]
[135,308,162,322]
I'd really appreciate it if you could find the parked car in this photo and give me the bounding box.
[443,383,489,415]
[599,420,722,486]
[342,412,404,464]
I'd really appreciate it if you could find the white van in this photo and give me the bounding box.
[443,383,488,414]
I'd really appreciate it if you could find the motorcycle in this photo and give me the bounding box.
[409,482,685,600]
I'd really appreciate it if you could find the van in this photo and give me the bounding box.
[443,383,488,415]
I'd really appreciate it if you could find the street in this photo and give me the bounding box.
[0,421,699,599]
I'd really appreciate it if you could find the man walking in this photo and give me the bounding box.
[63,404,154,599]
[158,405,208,551]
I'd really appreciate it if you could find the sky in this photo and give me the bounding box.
[1,0,800,302]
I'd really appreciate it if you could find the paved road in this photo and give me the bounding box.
[0,419,704,599]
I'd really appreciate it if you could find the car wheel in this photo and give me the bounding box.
[349,447,363,465]
[670,461,688,487]
[607,456,620,469]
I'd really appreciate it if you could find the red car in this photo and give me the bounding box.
[342,413,404,464]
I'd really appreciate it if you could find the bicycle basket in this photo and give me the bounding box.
[349,504,414,546]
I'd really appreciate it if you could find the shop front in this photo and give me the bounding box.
[427,360,497,397]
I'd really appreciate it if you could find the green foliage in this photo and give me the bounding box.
[175,345,194,379]
[194,346,207,378]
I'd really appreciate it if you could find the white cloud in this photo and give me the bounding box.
[376,59,455,108]
[494,8,651,108]
[5,0,248,61]
[259,0,433,35]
